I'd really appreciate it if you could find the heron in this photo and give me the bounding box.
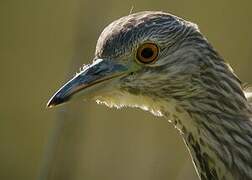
[47,11,252,180]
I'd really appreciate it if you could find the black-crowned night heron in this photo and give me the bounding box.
[47,11,252,180]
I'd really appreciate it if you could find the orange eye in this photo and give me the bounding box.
[136,43,159,64]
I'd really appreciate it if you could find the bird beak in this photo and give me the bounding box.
[47,58,128,108]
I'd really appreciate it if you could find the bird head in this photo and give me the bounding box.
[47,11,244,115]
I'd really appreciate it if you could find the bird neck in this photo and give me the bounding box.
[163,98,252,180]
[159,38,252,179]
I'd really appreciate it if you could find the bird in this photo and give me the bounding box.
[47,11,252,180]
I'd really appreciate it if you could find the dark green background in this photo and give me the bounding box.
[1,0,252,180]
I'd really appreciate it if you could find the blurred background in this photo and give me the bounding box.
[1,0,252,180]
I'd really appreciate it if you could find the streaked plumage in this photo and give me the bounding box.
[48,11,252,180]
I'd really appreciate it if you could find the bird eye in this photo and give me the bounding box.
[136,43,159,64]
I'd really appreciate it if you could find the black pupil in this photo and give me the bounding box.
[141,47,154,59]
